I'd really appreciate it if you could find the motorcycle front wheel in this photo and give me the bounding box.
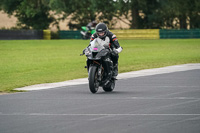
[89,66,99,93]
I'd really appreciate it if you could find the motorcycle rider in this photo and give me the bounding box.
[84,23,123,78]
[87,20,97,31]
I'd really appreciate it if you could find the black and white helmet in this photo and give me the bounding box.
[95,23,108,38]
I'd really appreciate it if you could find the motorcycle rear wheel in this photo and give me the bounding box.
[89,66,99,93]
[103,79,115,92]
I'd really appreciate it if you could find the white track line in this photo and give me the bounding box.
[1,113,200,116]
[15,63,200,91]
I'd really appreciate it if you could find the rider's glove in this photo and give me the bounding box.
[112,49,118,56]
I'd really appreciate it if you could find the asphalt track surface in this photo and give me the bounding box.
[0,69,200,133]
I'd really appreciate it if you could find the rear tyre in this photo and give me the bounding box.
[103,79,115,92]
[89,66,99,93]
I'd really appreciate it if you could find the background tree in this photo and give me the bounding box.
[49,0,96,30]
[49,0,118,29]
[1,0,200,29]
[153,0,200,29]
[117,0,200,29]
[0,0,54,29]
[94,0,118,27]
[117,0,159,29]
[187,0,200,29]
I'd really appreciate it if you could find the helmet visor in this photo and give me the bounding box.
[97,31,106,37]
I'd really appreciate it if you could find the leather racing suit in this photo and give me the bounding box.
[89,31,123,77]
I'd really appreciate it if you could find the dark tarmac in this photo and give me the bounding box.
[0,70,200,133]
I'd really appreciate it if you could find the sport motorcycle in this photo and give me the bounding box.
[81,38,116,93]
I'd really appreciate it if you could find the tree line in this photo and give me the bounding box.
[0,0,200,30]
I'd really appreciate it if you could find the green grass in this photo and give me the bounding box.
[0,39,200,93]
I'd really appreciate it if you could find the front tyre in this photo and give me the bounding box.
[89,66,99,93]
[103,79,115,92]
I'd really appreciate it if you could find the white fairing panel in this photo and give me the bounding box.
[96,37,110,48]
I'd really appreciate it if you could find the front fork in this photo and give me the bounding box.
[97,64,103,81]
[86,59,103,81]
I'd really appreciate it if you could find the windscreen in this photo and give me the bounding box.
[89,38,105,52]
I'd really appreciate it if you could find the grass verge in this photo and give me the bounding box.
[0,39,200,93]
